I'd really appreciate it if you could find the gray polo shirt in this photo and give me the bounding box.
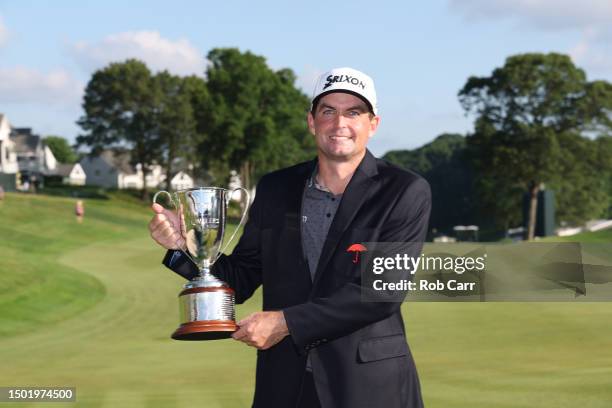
[301,168,343,372]
[301,170,343,280]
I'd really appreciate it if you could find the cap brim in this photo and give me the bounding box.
[311,89,375,115]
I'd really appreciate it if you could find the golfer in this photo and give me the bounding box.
[149,67,431,408]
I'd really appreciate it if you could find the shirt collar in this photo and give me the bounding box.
[308,165,333,193]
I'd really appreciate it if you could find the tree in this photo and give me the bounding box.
[76,59,162,198]
[154,71,200,189]
[459,53,612,237]
[384,134,475,233]
[595,135,612,218]
[199,48,315,190]
[547,133,610,224]
[43,136,77,163]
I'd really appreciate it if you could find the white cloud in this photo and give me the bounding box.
[450,0,612,79]
[449,0,612,31]
[0,16,8,47]
[0,67,83,105]
[569,38,612,79]
[70,31,206,76]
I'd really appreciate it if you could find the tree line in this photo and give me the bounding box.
[385,53,612,237]
[75,48,316,197]
[72,49,611,237]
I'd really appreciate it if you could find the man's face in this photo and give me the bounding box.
[308,92,380,162]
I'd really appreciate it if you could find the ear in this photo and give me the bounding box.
[368,115,381,138]
[307,111,316,136]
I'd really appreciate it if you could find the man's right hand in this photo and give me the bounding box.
[149,203,185,250]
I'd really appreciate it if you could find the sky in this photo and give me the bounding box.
[1,0,611,156]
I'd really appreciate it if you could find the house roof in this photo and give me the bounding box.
[10,130,41,154]
[55,163,77,177]
[171,170,193,182]
[98,149,136,175]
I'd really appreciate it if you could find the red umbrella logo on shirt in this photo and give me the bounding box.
[347,243,368,264]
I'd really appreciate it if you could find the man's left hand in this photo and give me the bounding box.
[232,311,289,350]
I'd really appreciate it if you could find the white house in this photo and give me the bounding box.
[0,114,18,174]
[227,169,246,201]
[10,128,58,187]
[55,163,87,186]
[170,171,194,191]
[80,149,165,189]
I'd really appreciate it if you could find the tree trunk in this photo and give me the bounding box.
[141,165,149,201]
[166,149,174,191]
[240,160,252,193]
[238,160,254,211]
[527,181,539,241]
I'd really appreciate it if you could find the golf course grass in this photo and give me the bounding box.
[1,192,611,407]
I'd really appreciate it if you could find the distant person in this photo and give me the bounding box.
[149,67,431,408]
[0,185,4,201]
[75,200,84,223]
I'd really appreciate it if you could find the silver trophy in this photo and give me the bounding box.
[153,187,250,340]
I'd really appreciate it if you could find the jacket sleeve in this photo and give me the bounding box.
[161,178,265,305]
[283,177,431,353]
[162,249,198,280]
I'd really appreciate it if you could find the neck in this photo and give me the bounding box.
[316,150,366,195]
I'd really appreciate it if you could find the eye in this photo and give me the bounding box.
[322,109,335,116]
[347,110,360,117]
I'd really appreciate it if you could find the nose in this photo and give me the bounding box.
[333,113,349,128]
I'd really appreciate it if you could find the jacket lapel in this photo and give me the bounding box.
[311,150,379,289]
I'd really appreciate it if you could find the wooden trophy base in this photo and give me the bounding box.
[171,320,237,341]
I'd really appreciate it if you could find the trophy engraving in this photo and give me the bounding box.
[153,187,250,341]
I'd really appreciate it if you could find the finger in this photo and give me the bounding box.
[151,216,175,235]
[150,213,168,229]
[152,222,175,240]
[150,226,181,249]
[167,211,182,230]
[241,338,258,348]
[232,326,248,340]
[152,206,179,228]
[152,203,165,213]
[148,214,166,232]
[237,313,257,327]
[233,332,249,341]
[159,231,183,249]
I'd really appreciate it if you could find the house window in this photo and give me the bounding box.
[95,170,100,176]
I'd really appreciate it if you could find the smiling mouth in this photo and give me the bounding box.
[329,135,352,141]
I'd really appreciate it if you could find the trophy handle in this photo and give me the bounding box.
[153,190,195,266]
[153,190,177,209]
[217,187,251,261]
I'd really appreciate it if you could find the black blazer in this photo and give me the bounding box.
[163,150,431,408]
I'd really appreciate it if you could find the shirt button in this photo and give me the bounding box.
[331,198,335,201]
[326,213,331,218]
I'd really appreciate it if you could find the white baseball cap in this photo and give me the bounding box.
[311,67,378,115]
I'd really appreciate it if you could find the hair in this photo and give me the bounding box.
[311,91,375,119]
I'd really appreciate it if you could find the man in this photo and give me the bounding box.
[149,67,431,408]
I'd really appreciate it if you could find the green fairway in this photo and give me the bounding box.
[1,193,611,407]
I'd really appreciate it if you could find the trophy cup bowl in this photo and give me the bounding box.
[154,187,250,341]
